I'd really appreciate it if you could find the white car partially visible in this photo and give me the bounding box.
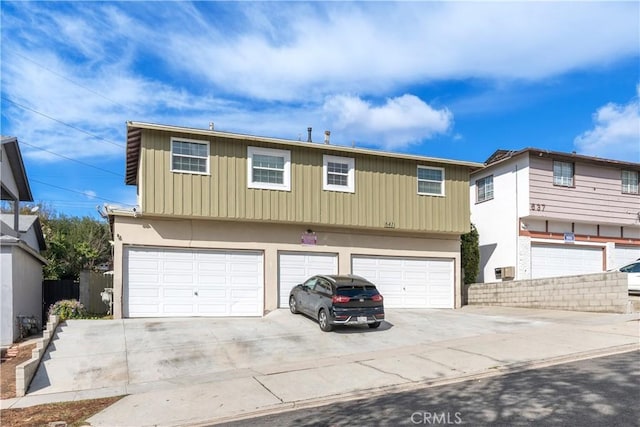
[619,260,640,293]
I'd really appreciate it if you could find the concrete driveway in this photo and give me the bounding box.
[27,306,632,397]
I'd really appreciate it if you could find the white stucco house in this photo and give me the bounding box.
[470,148,640,283]
[1,136,46,347]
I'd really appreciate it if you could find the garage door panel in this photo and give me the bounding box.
[230,279,258,287]
[405,272,428,282]
[230,303,259,315]
[198,264,226,273]
[164,259,193,269]
[125,247,263,317]
[163,288,193,298]
[531,245,603,279]
[383,296,405,307]
[200,275,228,285]
[164,304,194,314]
[165,251,195,260]
[128,305,159,315]
[128,274,160,284]
[352,256,454,309]
[278,253,338,308]
[379,271,403,281]
[231,288,261,298]
[197,288,227,298]
[197,304,228,315]
[614,246,640,267]
[130,259,160,269]
[129,287,159,298]
[163,274,193,284]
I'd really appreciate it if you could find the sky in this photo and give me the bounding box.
[1,1,639,220]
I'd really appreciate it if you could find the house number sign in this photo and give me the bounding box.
[530,203,546,212]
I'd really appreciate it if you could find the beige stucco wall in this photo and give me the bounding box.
[111,215,463,318]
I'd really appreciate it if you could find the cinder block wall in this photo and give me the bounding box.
[466,272,630,313]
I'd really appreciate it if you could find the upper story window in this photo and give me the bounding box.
[417,166,445,196]
[553,161,574,187]
[171,138,209,174]
[247,146,291,191]
[476,175,494,203]
[621,170,639,194]
[323,155,355,193]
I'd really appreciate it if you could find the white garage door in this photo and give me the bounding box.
[531,244,603,279]
[614,245,640,268]
[125,247,263,317]
[278,252,338,307]
[351,256,454,309]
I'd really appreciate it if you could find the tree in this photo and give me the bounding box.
[42,216,112,280]
[14,203,112,280]
[461,223,480,285]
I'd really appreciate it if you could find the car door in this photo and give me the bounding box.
[309,278,332,315]
[297,277,318,314]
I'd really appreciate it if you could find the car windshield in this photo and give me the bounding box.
[620,262,640,273]
[336,284,379,297]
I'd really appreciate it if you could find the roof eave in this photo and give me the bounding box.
[483,147,640,171]
[125,121,484,174]
[1,137,34,201]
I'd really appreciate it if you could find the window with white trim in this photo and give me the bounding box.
[247,146,291,191]
[323,155,355,193]
[476,175,494,202]
[417,166,445,196]
[621,170,639,194]
[171,138,209,174]
[553,161,574,187]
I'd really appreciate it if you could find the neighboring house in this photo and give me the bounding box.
[108,121,483,319]
[1,136,46,347]
[470,148,640,283]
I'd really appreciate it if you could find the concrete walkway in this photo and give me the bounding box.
[2,307,638,426]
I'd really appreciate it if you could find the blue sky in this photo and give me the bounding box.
[2,1,639,219]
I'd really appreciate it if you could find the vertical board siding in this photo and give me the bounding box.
[140,130,472,233]
[529,156,640,225]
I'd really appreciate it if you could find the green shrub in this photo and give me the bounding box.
[461,223,480,285]
[48,299,88,320]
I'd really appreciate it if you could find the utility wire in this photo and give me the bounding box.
[30,178,133,206]
[6,49,132,111]
[1,96,125,148]
[19,140,124,177]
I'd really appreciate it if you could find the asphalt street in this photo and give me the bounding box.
[218,350,640,427]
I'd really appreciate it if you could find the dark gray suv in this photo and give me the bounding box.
[289,274,385,332]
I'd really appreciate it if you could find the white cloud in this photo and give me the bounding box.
[1,47,231,162]
[574,85,640,162]
[83,190,97,200]
[323,94,453,150]
[154,2,639,101]
[1,1,638,164]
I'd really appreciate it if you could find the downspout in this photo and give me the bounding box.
[515,163,519,279]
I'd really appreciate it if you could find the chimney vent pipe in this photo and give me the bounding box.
[324,130,331,144]
[307,127,312,142]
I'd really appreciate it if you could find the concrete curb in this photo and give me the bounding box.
[15,315,60,397]
[199,343,640,427]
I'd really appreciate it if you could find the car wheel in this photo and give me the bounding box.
[289,296,299,314]
[318,309,333,332]
[368,322,381,329]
